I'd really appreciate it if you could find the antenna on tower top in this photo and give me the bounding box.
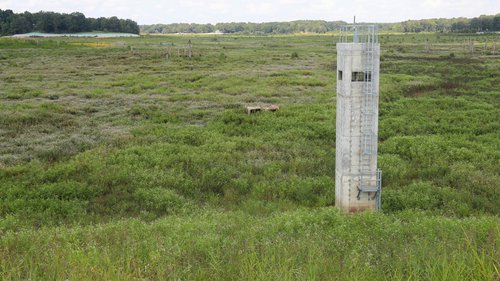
[354,16,356,24]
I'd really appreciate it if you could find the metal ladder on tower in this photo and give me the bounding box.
[357,26,381,209]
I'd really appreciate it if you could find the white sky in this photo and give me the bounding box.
[0,0,498,25]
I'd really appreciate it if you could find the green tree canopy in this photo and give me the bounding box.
[0,9,140,36]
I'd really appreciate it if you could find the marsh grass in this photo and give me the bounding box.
[0,33,499,279]
[0,210,497,280]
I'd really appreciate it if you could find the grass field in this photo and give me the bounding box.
[0,33,499,280]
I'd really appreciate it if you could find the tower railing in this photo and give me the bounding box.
[339,25,379,44]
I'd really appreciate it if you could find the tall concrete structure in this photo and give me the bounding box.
[335,25,382,213]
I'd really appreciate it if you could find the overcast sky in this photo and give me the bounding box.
[0,0,498,25]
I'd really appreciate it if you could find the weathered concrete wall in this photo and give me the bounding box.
[335,43,380,213]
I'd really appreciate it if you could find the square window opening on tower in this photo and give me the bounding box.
[351,71,371,82]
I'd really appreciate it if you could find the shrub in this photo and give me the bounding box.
[133,188,188,214]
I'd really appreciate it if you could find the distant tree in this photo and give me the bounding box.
[103,16,120,32]
[451,19,469,32]
[34,12,55,33]
[0,10,139,35]
[119,19,140,34]
[67,12,87,32]
[0,9,15,35]
[494,15,500,31]
[10,14,29,34]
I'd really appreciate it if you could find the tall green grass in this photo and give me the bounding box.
[0,209,498,280]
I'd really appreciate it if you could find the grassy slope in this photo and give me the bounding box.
[0,34,499,280]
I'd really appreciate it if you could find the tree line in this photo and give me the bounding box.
[397,15,500,32]
[142,20,346,34]
[141,14,500,34]
[0,10,140,36]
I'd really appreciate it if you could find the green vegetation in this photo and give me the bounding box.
[0,33,499,279]
[141,14,500,34]
[0,10,139,36]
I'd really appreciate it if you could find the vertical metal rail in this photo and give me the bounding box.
[376,168,382,209]
[336,36,346,177]
[357,25,381,209]
[338,27,349,172]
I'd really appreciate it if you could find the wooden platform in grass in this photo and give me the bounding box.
[245,104,279,114]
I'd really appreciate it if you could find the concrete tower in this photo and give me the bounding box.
[335,25,382,213]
